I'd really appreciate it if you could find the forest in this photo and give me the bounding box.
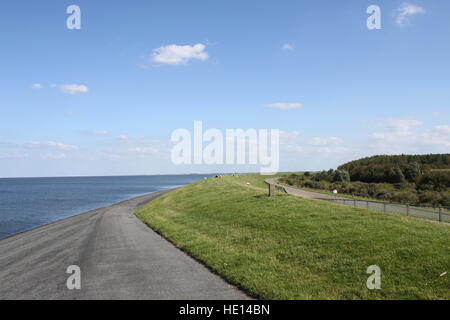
[280,154,450,207]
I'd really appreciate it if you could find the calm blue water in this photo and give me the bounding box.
[0,175,208,239]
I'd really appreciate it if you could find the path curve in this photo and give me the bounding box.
[0,191,248,300]
[265,178,347,200]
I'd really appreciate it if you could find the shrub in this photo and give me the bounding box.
[388,167,405,184]
[282,174,304,186]
[391,191,419,204]
[440,195,450,207]
[333,169,350,182]
[419,191,442,206]
[418,171,450,191]
[312,171,333,182]
[404,162,421,182]
[376,191,392,201]
[367,184,378,197]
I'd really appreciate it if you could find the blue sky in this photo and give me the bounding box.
[1,0,449,177]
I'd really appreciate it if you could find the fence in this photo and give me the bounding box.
[267,182,287,197]
[324,198,450,224]
[265,180,450,224]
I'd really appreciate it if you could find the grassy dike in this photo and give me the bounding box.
[135,175,450,300]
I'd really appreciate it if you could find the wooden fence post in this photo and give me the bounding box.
[268,184,275,197]
[439,206,443,223]
[383,203,387,212]
[406,204,410,216]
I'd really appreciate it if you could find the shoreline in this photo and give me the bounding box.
[0,189,177,243]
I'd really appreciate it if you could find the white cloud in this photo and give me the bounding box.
[315,146,349,154]
[369,124,450,154]
[0,141,18,149]
[42,152,67,160]
[0,152,28,159]
[279,131,303,153]
[396,3,425,25]
[25,141,79,151]
[103,137,164,159]
[83,130,108,136]
[31,83,43,89]
[282,43,293,50]
[420,126,450,147]
[431,112,446,118]
[308,137,344,146]
[434,125,450,135]
[286,145,304,153]
[266,103,302,110]
[126,147,159,155]
[386,119,422,132]
[151,44,209,65]
[53,84,89,95]
[279,130,300,143]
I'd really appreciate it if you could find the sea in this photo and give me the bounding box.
[0,175,208,240]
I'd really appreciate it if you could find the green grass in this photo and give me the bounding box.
[135,175,450,300]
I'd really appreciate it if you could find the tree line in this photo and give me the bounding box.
[338,154,450,183]
[280,154,450,207]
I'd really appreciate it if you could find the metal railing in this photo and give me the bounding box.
[266,179,449,224]
[324,198,450,223]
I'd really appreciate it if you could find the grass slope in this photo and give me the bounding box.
[135,175,450,300]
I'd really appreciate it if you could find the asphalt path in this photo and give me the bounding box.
[0,191,248,300]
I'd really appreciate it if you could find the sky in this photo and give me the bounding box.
[0,0,449,177]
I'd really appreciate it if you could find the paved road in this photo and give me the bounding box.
[265,178,450,222]
[265,178,347,200]
[0,191,248,300]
